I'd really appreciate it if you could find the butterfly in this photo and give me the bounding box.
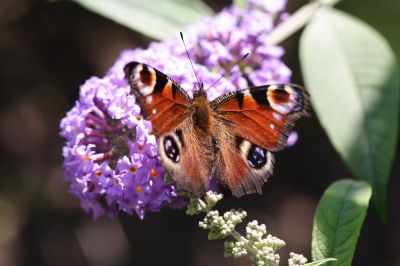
[124,62,310,197]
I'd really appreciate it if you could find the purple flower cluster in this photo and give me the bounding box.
[60,78,186,219]
[60,1,292,220]
[184,0,291,92]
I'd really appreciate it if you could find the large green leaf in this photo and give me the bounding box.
[312,180,372,266]
[232,0,248,9]
[69,0,214,40]
[299,8,399,221]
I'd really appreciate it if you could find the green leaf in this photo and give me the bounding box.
[232,0,248,9]
[312,179,372,266]
[69,0,214,40]
[299,7,399,221]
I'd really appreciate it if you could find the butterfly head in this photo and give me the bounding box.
[192,81,207,100]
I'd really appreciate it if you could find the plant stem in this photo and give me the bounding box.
[269,0,342,45]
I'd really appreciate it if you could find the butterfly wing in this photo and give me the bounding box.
[124,62,192,136]
[210,84,310,197]
[124,62,211,195]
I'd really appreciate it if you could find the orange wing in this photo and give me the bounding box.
[124,62,191,136]
[211,84,310,152]
[210,84,310,197]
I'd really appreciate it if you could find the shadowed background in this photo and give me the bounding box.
[0,0,399,265]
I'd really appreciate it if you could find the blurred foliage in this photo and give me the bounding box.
[300,7,399,221]
[65,0,214,40]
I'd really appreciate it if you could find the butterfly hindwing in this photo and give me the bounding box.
[210,128,275,197]
[157,124,212,195]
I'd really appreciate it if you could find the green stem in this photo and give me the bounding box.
[269,0,342,45]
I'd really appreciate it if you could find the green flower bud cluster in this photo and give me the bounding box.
[186,191,223,215]
[244,221,285,266]
[288,252,308,266]
[204,191,224,206]
[199,209,247,239]
[224,241,247,258]
[186,191,336,266]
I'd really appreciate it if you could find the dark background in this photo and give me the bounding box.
[0,0,399,265]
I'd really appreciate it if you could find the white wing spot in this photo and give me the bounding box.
[268,85,295,114]
[242,89,251,96]
[137,67,156,96]
[239,140,252,158]
[269,85,279,90]
[270,124,275,130]
[146,96,153,104]
[273,112,282,121]
[152,109,156,114]
[140,86,154,96]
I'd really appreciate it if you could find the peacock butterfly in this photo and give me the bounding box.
[124,62,310,197]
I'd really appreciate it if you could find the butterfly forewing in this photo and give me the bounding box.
[124,62,192,136]
[211,84,310,152]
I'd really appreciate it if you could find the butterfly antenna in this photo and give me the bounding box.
[206,53,249,91]
[180,32,201,89]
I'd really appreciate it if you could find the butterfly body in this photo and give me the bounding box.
[124,62,310,197]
